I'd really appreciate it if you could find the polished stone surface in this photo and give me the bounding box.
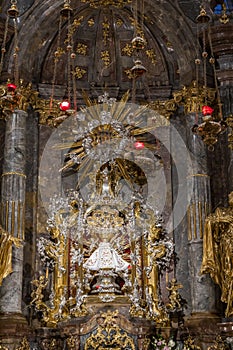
[0,110,27,315]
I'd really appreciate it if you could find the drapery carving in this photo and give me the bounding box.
[0,226,21,285]
[201,191,233,317]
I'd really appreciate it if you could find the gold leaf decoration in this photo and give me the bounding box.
[88,18,95,26]
[101,50,110,67]
[116,18,123,26]
[145,49,157,65]
[121,43,134,56]
[73,66,87,79]
[76,43,88,55]
[102,18,110,45]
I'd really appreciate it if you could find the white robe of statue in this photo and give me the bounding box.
[83,242,129,272]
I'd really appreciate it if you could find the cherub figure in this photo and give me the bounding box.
[30,275,48,310]
[166,278,183,311]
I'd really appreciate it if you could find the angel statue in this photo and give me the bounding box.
[201,191,233,317]
[166,278,183,311]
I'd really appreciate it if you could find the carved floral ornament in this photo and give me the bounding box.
[84,310,135,350]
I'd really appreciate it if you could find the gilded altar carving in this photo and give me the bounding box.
[15,338,30,350]
[166,278,183,311]
[30,201,88,327]
[201,191,233,317]
[183,336,201,350]
[84,310,135,350]
[66,336,80,350]
[0,343,9,350]
[173,80,216,115]
[0,80,39,116]
[0,225,22,285]
[208,336,229,350]
[30,275,48,310]
[31,93,176,328]
[39,338,58,350]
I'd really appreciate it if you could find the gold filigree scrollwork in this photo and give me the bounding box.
[0,80,39,115]
[40,338,58,350]
[66,336,80,350]
[101,50,110,67]
[80,0,132,8]
[147,100,176,121]
[73,66,87,79]
[76,43,88,55]
[226,114,233,149]
[36,98,60,125]
[37,98,76,127]
[15,338,30,350]
[84,310,135,350]
[183,336,201,350]
[208,336,229,350]
[173,80,216,115]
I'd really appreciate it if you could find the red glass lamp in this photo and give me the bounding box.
[7,83,17,92]
[134,141,145,150]
[59,100,70,111]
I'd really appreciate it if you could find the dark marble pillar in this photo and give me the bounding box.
[185,114,220,339]
[218,55,233,194]
[213,40,233,337]
[211,23,233,193]
[0,110,27,316]
[23,108,39,317]
[170,114,191,315]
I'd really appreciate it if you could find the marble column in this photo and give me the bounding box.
[218,55,233,193]
[23,108,39,318]
[210,21,233,336]
[211,23,233,193]
[185,114,220,338]
[0,110,27,316]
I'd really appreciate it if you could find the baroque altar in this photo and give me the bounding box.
[28,94,177,349]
